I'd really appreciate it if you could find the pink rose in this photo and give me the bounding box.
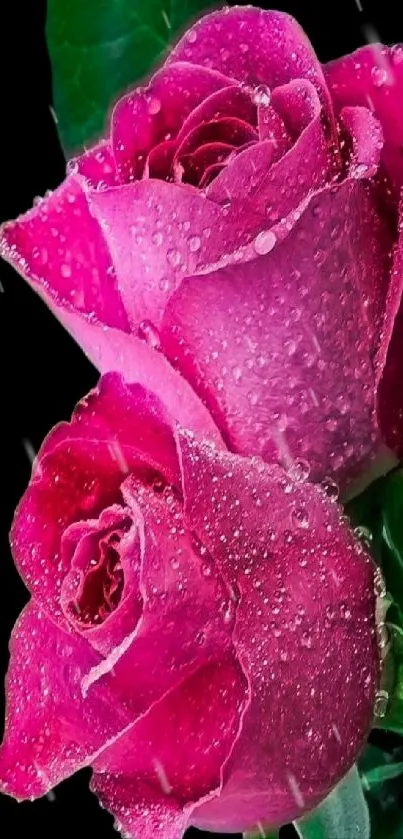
[0,373,379,835]
[1,5,402,493]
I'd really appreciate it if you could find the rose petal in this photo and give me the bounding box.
[50,314,224,448]
[67,141,119,189]
[88,180,263,330]
[178,143,235,187]
[174,116,258,163]
[11,375,180,619]
[91,655,247,838]
[145,139,177,180]
[175,84,257,149]
[92,774,188,839]
[340,106,384,178]
[0,176,129,330]
[0,603,130,799]
[112,62,232,182]
[167,7,333,118]
[207,80,332,222]
[326,44,403,192]
[60,505,143,656]
[376,198,403,456]
[179,434,378,831]
[84,480,233,713]
[258,102,291,146]
[162,179,389,489]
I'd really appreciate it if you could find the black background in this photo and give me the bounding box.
[0,1,401,837]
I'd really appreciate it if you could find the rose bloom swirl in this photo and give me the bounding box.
[0,372,381,836]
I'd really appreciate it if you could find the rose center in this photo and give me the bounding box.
[74,531,125,626]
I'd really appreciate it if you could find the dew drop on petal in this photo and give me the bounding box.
[371,65,388,87]
[147,96,161,115]
[321,476,339,501]
[166,248,181,267]
[252,84,271,107]
[287,459,311,483]
[373,689,389,718]
[188,235,201,253]
[138,319,161,349]
[391,44,403,65]
[291,506,310,529]
[254,230,276,255]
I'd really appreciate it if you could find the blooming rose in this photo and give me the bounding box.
[0,373,380,835]
[2,6,403,493]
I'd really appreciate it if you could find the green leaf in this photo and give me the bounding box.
[382,471,403,598]
[47,0,217,152]
[294,766,369,839]
[359,742,403,839]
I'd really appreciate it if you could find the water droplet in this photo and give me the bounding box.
[170,556,180,570]
[287,459,311,483]
[166,248,181,267]
[371,65,388,87]
[147,96,161,115]
[252,84,271,107]
[60,263,72,278]
[201,561,213,578]
[374,567,386,599]
[202,227,211,239]
[187,29,197,43]
[195,630,206,646]
[138,319,161,349]
[374,689,389,718]
[220,198,232,214]
[300,631,312,649]
[152,231,163,246]
[291,506,309,529]
[188,235,201,253]
[391,44,403,65]
[354,525,373,548]
[321,476,339,501]
[254,230,276,255]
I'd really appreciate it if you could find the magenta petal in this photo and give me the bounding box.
[162,180,389,489]
[50,314,224,448]
[112,62,232,182]
[145,139,177,180]
[340,106,384,177]
[376,201,403,456]
[174,116,258,161]
[67,141,119,188]
[168,7,333,117]
[258,102,291,146]
[0,603,130,799]
[88,180,258,330]
[89,482,233,713]
[179,434,379,831]
[92,774,188,839]
[326,44,403,191]
[0,176,129,330]
[11,374,180,619]
[272,78,326,138]
[175,84,257,148]
[178,143,235,186]
[60,505,143,656]
[91,655,247,837]
[207,83,331,222]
